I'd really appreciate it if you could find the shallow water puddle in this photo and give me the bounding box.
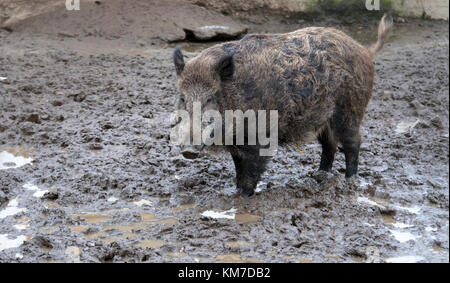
[41,225,60,234]
[171,203,195,212]
[72,213,112,224]
[0,234,27,252]
[0,147,33,170]
[0,198,27,219]
[226,241,250,247]
[235,213,261,223]
[382,215,396,224]
[67,212,177,243]
[69,225,89,233]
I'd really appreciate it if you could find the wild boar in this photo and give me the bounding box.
[172,14,393,197]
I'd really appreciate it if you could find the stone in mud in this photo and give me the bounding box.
[25,113,40,124]
[185,25,247,41]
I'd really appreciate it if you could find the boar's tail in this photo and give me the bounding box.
[369,13,394,58]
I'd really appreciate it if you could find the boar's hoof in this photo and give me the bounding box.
[345,175,361,191]
[312,170,334,184]
[239,187,255,198]
[181,150,199,159]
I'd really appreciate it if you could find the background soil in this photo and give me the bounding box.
[0,0,448,262]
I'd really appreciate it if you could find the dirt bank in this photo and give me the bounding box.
[0,1,448,263]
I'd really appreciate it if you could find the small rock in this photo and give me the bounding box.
[42,191,59,200]
[26,114,40,124]
[185,25,247,41]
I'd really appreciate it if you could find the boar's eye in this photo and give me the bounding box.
[176,94,186,109]
[205,97,215,105]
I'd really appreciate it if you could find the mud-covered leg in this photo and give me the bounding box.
[318,126,337,172]
[342,133,361,178]
[229,146,269,198]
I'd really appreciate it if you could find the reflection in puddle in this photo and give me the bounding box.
[255,182,267,193]
[133,199,153,207]
[396,205,421,215]
[391,223,414,229]
[385,255,424,263]
[0,199,27,219]
[390,230,417,243]
[202,208,236,219]
[0,148,33,170]
[107,197,118,203]
[201,208,260,223]
[0,234,27,252]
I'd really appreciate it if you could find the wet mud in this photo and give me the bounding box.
[0,8,449,262]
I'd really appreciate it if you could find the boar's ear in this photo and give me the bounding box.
[215,55,234,81]
[173,47,185,76]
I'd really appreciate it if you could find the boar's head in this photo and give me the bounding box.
[172,47,233,159]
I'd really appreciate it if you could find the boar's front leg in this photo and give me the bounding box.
[229,146,269,198]
[317,125,337,172]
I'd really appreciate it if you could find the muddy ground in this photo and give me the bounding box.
[0,1,449,263]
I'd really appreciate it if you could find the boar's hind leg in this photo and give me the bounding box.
[229,146,269,198]
[317,125,337,172]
